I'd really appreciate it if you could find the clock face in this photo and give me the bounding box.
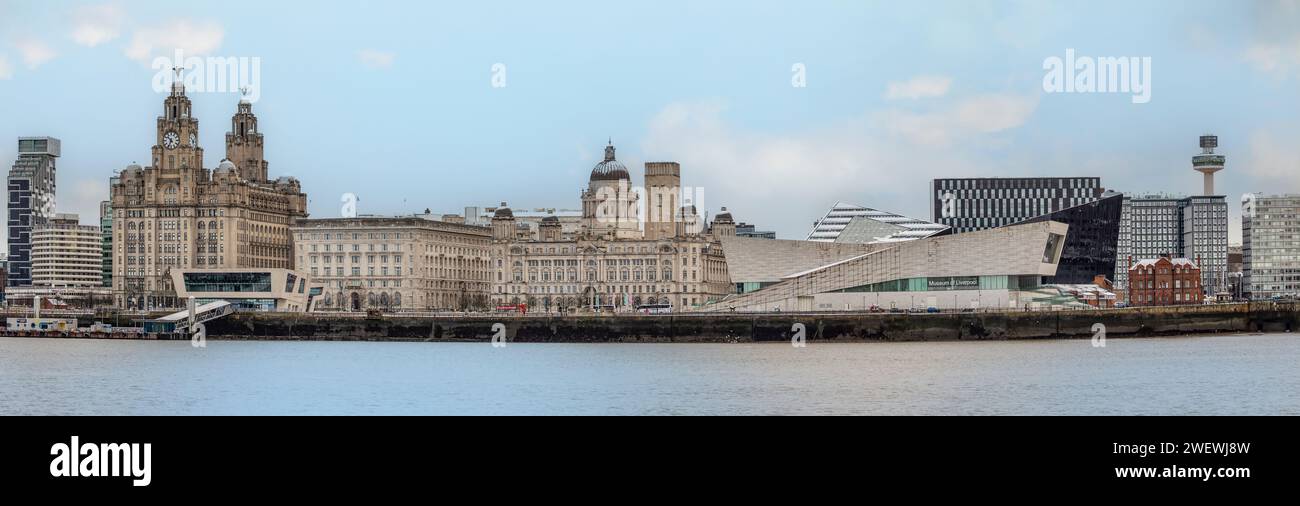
[189,133,197,147]
[163,131,180,150]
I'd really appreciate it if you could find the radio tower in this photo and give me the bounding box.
[1192,135,1225,196]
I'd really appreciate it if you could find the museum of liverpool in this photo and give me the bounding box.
[705,221,1072,312]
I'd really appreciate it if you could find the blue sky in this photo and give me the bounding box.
[1,0,1298,247]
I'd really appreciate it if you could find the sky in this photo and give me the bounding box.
[1,0,1298,248]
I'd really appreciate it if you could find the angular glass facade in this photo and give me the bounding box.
[182,272,273,293]
[1019,194,1122,285]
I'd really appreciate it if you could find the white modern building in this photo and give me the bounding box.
[31,214,102,287]
[1243,194,1300,300]
[170,268,321,312]
[707,221,1071,312]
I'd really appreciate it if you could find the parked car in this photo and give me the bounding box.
[926,307,941,313]
[868,305,886,313]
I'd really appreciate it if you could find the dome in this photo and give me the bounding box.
[714,206,734,223]
[590,142,630,182]
[540,216,561,226]
[493,203,514,219]
[216,159,237,173]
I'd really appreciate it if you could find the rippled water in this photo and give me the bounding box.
[1,334,1297,415]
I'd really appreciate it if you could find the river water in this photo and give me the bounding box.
[1,333,1296,415]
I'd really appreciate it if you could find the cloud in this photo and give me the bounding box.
[1242,0,1300,76]
[1244,128,1300,190]
[124,19,224,62]
[70,3,126,47]
[14,38,56,69]
[357,49,396,69]
[885,76,952,100]
[0,55,12,79]
[879,93,1040,148]
[63,179,111,223]
[640,98,1031,237]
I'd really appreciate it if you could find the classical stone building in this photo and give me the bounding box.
[293,217,493,311]
[109,79,307,309]
[490,143,732,312]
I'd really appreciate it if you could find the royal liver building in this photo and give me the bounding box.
[109,78,308,309]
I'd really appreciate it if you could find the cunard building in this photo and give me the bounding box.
[490,142,733,312]
[109,77,307,309]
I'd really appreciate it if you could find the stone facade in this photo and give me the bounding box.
[293,217,493,311]
[109,79,307,309]
[490,143,732,312]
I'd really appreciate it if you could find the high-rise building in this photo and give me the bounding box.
[100,199,113,287]
[31,214,102,287]
[931,177,1103,233]
[109,75,308,309]
[1113,194,1229,299]
[292,216,493,311]
[1243,194,1300,300]
[7,136,60,287]
[1113,137,1232,300]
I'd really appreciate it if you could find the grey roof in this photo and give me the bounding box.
[806,202,949,244]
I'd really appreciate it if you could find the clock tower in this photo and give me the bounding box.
[151,68,204,203]
[225,88,267,182]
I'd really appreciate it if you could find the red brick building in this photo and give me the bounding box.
[1127,256,1202,306]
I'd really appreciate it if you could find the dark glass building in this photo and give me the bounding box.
[7,137,60,287]
[1017,193,1122,285]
